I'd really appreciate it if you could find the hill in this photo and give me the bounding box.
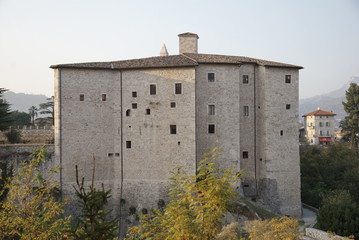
[3,91,50,113]
[299,76,359,126]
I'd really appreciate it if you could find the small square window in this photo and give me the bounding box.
[243,106,249,116]
[170,125,177,134]
[208,105,215,115]
[146,109,151,115]
[285,75,291,83]
[80,94,84,101]
[208,124,215,134]
[115,153,120,157]
[102,94,107,101]
[208,73,215,82]
[132,91,137,97]
[175,83,182,94]
[108,153,114,157]
[132,103,137,109]
[242,75,249,84]
[286,104,291,110]
[150,84,156,95]
[170,102,176,108]
[126,141,131,149]
[242,151,248,159]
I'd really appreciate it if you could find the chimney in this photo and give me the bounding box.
[178,32,199,54]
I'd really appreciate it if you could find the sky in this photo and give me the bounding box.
[0,0,358,99]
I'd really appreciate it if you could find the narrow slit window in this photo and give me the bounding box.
[132,91,137,97]
[208,73,215,82]
[126,141,131,149]
[208,124,215,134]
[170,102,176,108]
[208,105,215,115]
[286,104,291,110]
[243,106,249,116]
[242,151,249,159]
[80,94,84,101]
[150,84,156,95]
[280,130,283,136]
[102,94,107,101]
[285,75,291,83]
[146,109,151,115]
[170,125,177,134]
[175,83,182,94]
[132,103,137,109]
[242,75,249,84]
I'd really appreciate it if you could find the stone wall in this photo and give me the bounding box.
[306,228,347,240]
[0,127,54,144]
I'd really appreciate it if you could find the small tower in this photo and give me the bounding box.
[160,44,168,56]
[178,32,199,54]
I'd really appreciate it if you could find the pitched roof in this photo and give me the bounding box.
[302,109,336,117]
[50,53,303,70]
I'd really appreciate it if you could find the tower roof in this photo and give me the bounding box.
[160,44,169,56]
[302,109,336,117]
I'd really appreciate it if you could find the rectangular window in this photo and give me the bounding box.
[319,122,323,127]
[286,104,291,110]
[208,105,215,115]
[126,141,131,149]
[285,75,291,83]
[208,124,215,134]
[150,84,156,95]
[242,151,249,159]
[320,130,323,136]
[132,91,137,97]
[327,130,330,136]
[243,106,249,116]
[146,109,151,115]
[280,130,283,136]
[80,94,84,101]
[175,83,182,94]
[170,125,177,134]
[208,73,215,82]
[170,102,176,108]
[102,94,107,101]
[132,103,137,109]
[108,153,114,157]
[326,122,330,127]
[242,75,249,84]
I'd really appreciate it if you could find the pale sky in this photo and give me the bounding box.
[0,0,358,99]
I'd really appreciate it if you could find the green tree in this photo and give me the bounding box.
[70,162,118,240]
[127,146,241,240]
[0,88,13,131]
[28,106,38,125]
[0,147,70,239]
[5,127,22,143]
[316,190,359,239]
[10,111,31,126]
[341,83,359,150]
[38,96,54,125]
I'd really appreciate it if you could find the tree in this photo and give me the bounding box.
[127,146,241,240]
[0,88,13,131]
[70,160,118,240]
[38,96,54,125]
[341,83,359,150]
[28,106,38,125]
[0,147,70,239]
[316,190,359,239]
[10,111,31,126]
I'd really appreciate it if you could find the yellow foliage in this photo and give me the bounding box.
[248,216,300,240]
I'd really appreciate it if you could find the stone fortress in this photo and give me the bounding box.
[50,33,302,221]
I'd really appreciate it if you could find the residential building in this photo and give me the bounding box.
[302,108,336,145]
[50,32,303,220]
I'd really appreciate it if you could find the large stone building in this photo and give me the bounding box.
[51,33,303,220]
[303,108,336,145]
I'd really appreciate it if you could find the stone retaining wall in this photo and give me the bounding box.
[0,128,54,144]
[306,228,347,240]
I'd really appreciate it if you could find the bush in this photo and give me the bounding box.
[5,128,21,143]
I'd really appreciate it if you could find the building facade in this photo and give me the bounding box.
[51,33,303,219]
[303,109,336,145]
